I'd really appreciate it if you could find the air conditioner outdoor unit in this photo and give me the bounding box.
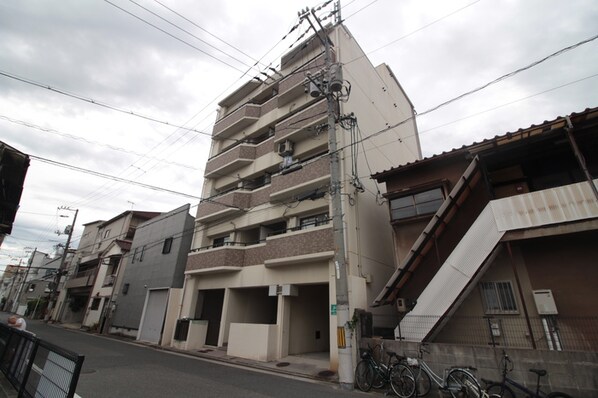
[277,140,294,156]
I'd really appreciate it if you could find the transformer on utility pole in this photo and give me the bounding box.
[299,1,355,389]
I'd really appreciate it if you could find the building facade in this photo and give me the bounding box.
[110,204,194,344]
[373,107,598,352]
[176,23,421,368]
[56,211,160,328]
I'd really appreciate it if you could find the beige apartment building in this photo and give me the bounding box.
[176,23,420,369]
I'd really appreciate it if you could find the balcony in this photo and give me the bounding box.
[196,190,250,223]
[278,53,332,105]
[274,100,328,143]
[186,224,334,273]
[213,103,261,139]
[270,156,330,202]
[64,268,97,289]
[263,225,334,267]
[186,244,247,274]
[205,144,257,178]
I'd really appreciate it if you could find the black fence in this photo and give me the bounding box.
[0,323,84,398]
[396,315,598,352]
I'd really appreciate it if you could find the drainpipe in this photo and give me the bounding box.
[505,242,536,349]
[565,116,598,201]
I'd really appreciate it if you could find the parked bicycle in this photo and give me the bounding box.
[483,350,572,398]
[406,344,482,398]
[355,344,416,397]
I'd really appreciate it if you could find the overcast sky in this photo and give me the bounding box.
[1,0,597,271]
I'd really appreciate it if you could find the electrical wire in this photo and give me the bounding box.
[0,114,203,171]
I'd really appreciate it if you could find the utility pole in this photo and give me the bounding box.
[46,206,78,321]
[300,2,354,389]
[14,247,35,314]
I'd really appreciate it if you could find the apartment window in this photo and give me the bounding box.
[162,237,174,254]
[300,213,329,230]
[28,284,36,292]
[213,236,231,248]
[139,245,145,262]
[480,281,518,314]
[132,248,138,263]
[390,187,444,221]
[103,229,111,238]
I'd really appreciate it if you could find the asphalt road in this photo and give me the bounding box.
[22,318,366,398]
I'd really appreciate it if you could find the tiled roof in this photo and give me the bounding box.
[372,107,597,180]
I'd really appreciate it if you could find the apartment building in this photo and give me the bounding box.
[176,23,421,368]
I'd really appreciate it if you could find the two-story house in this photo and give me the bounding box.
[176,22,421,368]
[372,107,598,352]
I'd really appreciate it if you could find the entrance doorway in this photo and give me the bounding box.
[196,289,225,346]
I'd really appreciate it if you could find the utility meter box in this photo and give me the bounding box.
[532,289,558,315]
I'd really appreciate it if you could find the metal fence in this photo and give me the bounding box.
[0,323,84,398]
[396,315,598,352]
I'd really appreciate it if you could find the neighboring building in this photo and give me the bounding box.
[0,142,30,247]
[0,264,28,312]
[109,204,194,344]
[12,250,51,315]
[372,107,598,351]
[15,253,62,319]
[176,22,420,368]
[56,210,160,328]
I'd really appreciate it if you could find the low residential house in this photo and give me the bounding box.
[109,204,194,344]
[372,107,598,352]
[0,142,30,247]
[57,210,160,329]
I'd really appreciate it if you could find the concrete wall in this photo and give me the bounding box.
[227,323,278,362]
[111,205,193,331]
[363,338,597,397]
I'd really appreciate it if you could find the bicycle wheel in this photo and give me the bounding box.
[389,363,416,398]
[546,393,572,398]
[485,382,514,398]
[414,367,432,397]
[355,360,374,392]
[446,368,481,398]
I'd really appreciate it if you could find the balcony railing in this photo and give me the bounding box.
[64,268,97,289]
[186,221,333,272]
[196,191,251,223]
[274,100,328,142]
[270,156,330,202]
[213,103,260,139]
[204,143,257,178]
[278,52,332,105]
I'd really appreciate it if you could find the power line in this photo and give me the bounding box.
[125,0,260,72]
[0,114,203,171]
[152,0,262,66]
[420,33,598,116]
[334,34,598,154]
[30,154,202,200]
[0,69,231,142]
[103,0,247,74]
